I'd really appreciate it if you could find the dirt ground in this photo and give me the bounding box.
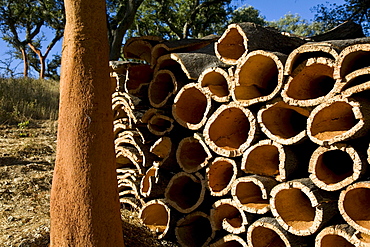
[0,121,178,247]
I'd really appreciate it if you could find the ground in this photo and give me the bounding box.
[0,121,178,247]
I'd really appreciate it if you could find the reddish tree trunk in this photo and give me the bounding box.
[20,47,29,78]
[49,0,125,245]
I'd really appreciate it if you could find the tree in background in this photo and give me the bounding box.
[128,0,233,40]
[229,5,266,26]
[313,0,370,35]
[0,0,65,78]
[269,13,325,37]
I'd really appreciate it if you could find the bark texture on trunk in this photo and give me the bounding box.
[50,0,124,245]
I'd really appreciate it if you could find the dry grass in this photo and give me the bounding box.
[0,121,179,246]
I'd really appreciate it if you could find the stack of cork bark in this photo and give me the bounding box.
[110,22,370,246]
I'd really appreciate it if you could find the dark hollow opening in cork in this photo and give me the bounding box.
[343,188,370,230]
[275,188,315,230]
[342,74,370,91]
[174,87,208,124]
[208,160,234,192]
[341,51,370,77]
[177,215,212,247]
[310,102,359,140]
[262,104,307,139]
[217,240,244,247]
[290,51,335,72]
[178,138,209,171]
[235,55,279,100]
[214,204,243,229]
[315,150,353,184]
[126,65,153,92]
[287,64,335,100]
[320,234,355,247]
[251,226,285,247]
[217,28,245,61]
[235,181,269,210]
[149,117,173,132]
[209,107,250,150]
[140,204,169,234]
[201,71,229,97]
[149,72,175,105]
[244,145,279,177]
[167,175,202,210]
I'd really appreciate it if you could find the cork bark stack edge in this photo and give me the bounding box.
[110,22,370,246]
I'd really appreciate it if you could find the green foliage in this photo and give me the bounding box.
[229,5,267,26]
[18,120,30,129]
[0,77,59,124]
[128,0,233,39]
[313,0,370,35]
[268,13,325,37]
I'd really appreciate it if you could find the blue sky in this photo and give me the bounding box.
[0,0,345,77]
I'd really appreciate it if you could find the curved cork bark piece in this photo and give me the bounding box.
[315,224,359,247]
[147,113,174,136]
[206,157,238,197]
[112,91,140,128]
[176,134,212,173]
[352,231,370,246]
[247,217,307,247]
[117,173,144,211]
[308,143,366,191]
[151,35,219,66]
[339,181,370,235]
[210,234,247,247]
[333,43,370,97]
[123,36,163,63]
[140,165,171,199]
[232,50,287,106]
[198,66,232,103]
[203,102,257,157]
[172,83,213,130]
[155,44,226,80]
[307,96,370,146]
[257,100,310,145]
[231,175,278,214]
[175,211,214,247]
[139,199,174,239]
[241,139,299,182]
[285,37,370,76]
[210,198,249,234]
[165,172,206,214]
[270,178,338,236]
[148,69,186,108]
[281,57,337,107]
[215,22,305,65]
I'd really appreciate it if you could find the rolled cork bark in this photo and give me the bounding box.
[231,175,278,214]
[315,224,359,247]
[147,113,174,136]
[257,100,310,145]
[307,96,370,146]
[122,64,153,97]
[281,57,337,107]
[176,134,212,173]
[164,172,206,214]
[151,35,219,66]
[172,83,213,130]
[210,234,247,247]
[139,199,174,239]
[352,231,370,246]
[247,217,308,247]
[215,22,305,65]
[198,66,232,103]
[333,43,370,97]
[232,50,287,106]
[338,181,370,235]
[285,38,370,76]
[112,91,138,127]
[148,69,185,108]
[308,143,366,191]
[241,139,299,182]
[203,102,257,157]
[270,178,338,236]
[210,198,249,234]
[155,43,226,80]
[123,35,163,63]
[175,211,215,247]
[140,165,171,199]
[206,157,239,197]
